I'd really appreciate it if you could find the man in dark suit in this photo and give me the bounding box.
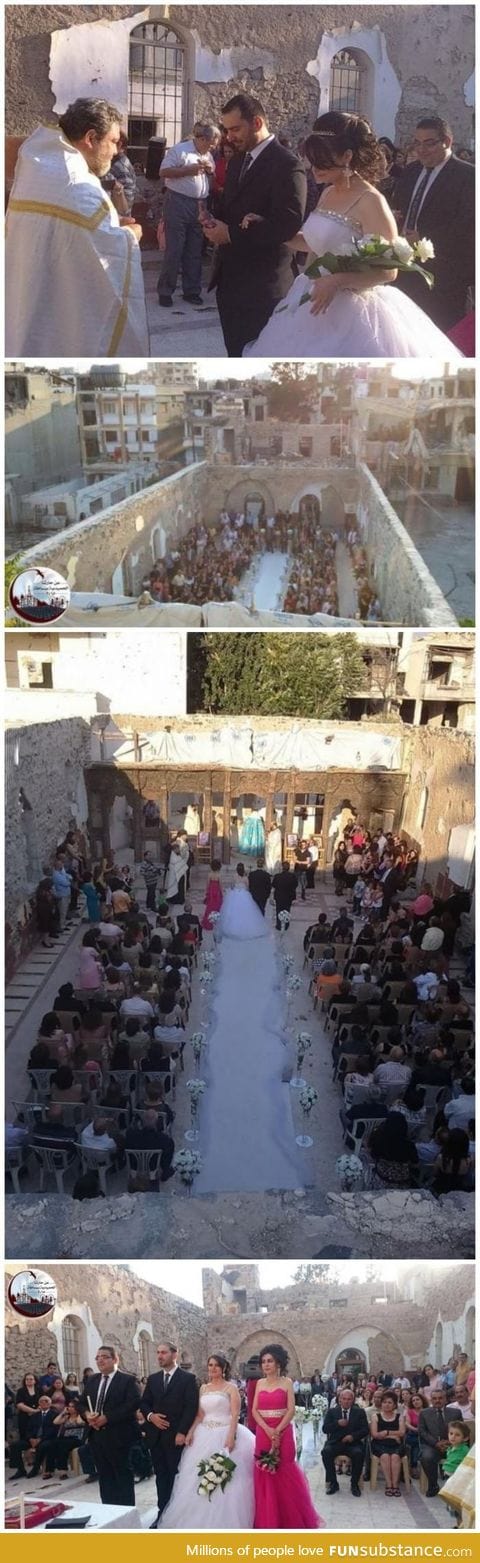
[10,1395,57,1479]
[77,1345,140,1506]
[248,858,272,915]
[322,1389,368,1496]
[272,861,298,930]
[418,1390,455,1495]
[140,1341,199,1527]
[393,116,474,332]
[204,92,306,355]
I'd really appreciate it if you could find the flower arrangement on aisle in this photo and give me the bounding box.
[173,1147,203,1187]
[191,1030,206,1066]
[185,1078,206,1142]
[291,1030,312,1090]
[282,952,295,971]
[295,234,435,309]
[298,1084,317,1113]
[278,910,290,932]
[286,975,301,994]
[296,1083,317,1148]
[336,1152,364,1190]
[255,1448,280,1472]
[197,1452,237,1499]
[295,1406,310,1424]
[312,1394,328,1419]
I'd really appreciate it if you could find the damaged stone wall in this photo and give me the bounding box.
[403,725,475,883]
[5,718,92,931]
[5,6,474,146]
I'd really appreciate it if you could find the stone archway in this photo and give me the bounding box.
[325,1326,405,1379]
[223,479,276,516]
[230,1330,301,1379]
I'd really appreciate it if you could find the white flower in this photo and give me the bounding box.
[415,237,435,262]
[392,236,414,263]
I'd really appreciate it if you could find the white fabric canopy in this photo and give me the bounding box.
[116,723,402,771]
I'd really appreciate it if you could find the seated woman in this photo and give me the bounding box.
[370,1390,407,1496]
[28,1039,58,1073]
[368,1112,419,1187]
[36,1011,73,1063]
[76,934,105,995]
[156,989,185,1032]
[316,959,342,1007]
[402,1389,425,1475]
[51,1065,84,1104]
[118,1017,151,1063]
[432,1129,473,1195]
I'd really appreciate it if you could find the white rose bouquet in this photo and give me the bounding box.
[286,975,301,994]
[187,1078,206,1107]
[301,233,435,301]
[197,1452,237,1498]
[296,1031,312,1065]
[191,1030,206,1063]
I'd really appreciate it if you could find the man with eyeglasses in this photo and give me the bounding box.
[394,115,474,333]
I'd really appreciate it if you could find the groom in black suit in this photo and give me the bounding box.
[393,116,475,332]
[140,1341,199,1527]
[248,858,272,914]
[204,93,306,355]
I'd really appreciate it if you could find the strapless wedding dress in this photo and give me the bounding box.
[159,1391,255,1529]
[219,882,269,940]
[244,209,461,358]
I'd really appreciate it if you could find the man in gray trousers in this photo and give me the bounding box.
[158,122,219,307]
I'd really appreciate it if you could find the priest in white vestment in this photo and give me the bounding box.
[6,98,149,356]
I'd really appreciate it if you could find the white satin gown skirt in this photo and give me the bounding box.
[160,1393,255,1529]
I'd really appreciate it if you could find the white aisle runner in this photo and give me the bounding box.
[196,934,301,1192]
[237,551,289,611]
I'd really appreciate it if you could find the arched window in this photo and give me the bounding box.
[329,50,362,114]
[129,22,185,155]
[137,1330,152,1379]
[61,1315,85,1380]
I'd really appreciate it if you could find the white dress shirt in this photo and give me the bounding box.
[162,139,215,199]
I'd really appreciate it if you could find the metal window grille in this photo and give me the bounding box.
[129,22,184,151]
[62,1316,82,1379]
[329,50,361,114]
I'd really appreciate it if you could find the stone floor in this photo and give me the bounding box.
[144,251,226,358]
[5,1424,455,1531]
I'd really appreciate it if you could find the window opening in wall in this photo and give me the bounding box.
[330,50,362,114]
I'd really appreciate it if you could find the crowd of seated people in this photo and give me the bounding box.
[6,855,207,1201]
[142,513,260,606]
[314,1356,475,1504]
[283,524,339,616]
[6,1359,154,1487]
[304,820,475,1196]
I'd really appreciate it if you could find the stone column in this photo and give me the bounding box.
[222,770,232,864]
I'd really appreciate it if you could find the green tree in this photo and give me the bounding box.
[193,633,365,718]
[266,363,319,422]
[292,1263,338,1285]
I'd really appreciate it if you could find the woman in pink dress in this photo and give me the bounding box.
[252,1345,324,1529]
[201,858,223,931]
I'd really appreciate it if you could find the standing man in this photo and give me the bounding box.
[141,851,160,913]
[204,93,306,355]
[248,858,272,915]
[306,837,319,891]
[158,123,219,308]
[51,854,73,932]
[77,1345,140,1507]
[6,99,148,355]
[322,1388,368,1497]
[418,1389,451,1496]
[272,861,298,930]
[140,1342,199,1528]
[394,116,475,332]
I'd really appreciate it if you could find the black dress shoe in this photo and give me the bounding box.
[158,296,173,308]
[149,1517,159,1529]
[183,293,203,304]
[84,1475,97,1484]
[351,1483,362,1497]
[326,1483,339,1494]
[426,1486,439,1497]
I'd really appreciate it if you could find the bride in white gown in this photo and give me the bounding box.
[160,1355,255,1529]
[219,863,269,940]
[244,111,461,359]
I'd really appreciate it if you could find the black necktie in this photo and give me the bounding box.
[238,152,253,186]
[404,169,431,231]
[96,1375,108,1414]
